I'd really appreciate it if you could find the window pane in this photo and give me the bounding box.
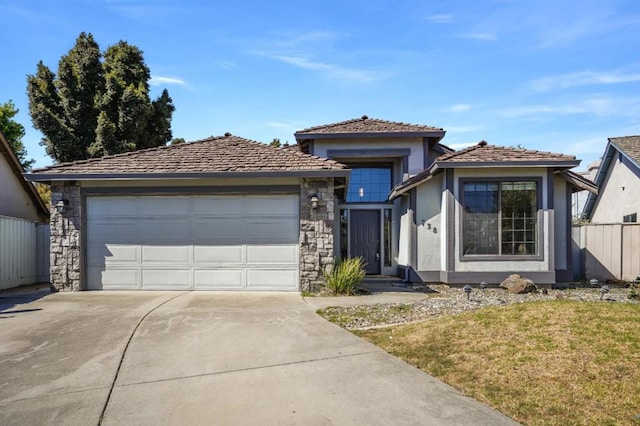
[346,168,392,202]
[340,209,348,259]
[500,181,537,255]
[463,182,499,254]
[383,209,392,267]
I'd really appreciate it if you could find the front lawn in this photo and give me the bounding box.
[354,301,640,426]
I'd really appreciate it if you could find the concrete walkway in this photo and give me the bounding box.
[0,289,517,425]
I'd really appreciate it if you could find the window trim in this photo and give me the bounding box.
[623,212,637,223]
[459,177,544,262]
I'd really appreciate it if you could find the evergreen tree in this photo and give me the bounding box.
[27,32,174,163]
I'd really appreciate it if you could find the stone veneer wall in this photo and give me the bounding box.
[50,183,82,291]
[299,178,335,292]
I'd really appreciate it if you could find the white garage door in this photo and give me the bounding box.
[86,195,299,291]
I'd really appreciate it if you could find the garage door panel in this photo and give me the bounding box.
[245,196,298,216]
[139,221,191,241]
[192,197,243,216]
[87,197,139,218]
[138,197,190,216]
[88,268,139,290]
[142,245,190,263]
[194,269,244,289]
[89,222,138,243]
[245,220,298,243]
[89,245,138,265]
[246,245,298,263]
[193,219,245,241]
[246,269,298,289]
[142,269,190,289]
[194,246,243,263]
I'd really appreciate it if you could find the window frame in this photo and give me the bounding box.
[345,163,394,204]
[623,213,637,223]
[459,177,544,262]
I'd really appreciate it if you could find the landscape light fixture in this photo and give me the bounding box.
[480,282,488,294]
[600,285,610,300]
[463,284,473,301]
[55,200,69,214]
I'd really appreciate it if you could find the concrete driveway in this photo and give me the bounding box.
[0,289,517,425]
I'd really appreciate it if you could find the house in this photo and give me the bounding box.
[296,116,596,285]
[0,131,48,222]
[0,130,49,290]
[582,136,640,223]
[26,117,594,292]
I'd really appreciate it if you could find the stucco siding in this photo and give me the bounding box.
[313,137,425,175]
[591,157,640,223]
[0,157,40,221]
[416,174,443,270]
[553,176,568,270]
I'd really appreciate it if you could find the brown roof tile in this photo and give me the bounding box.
[610,136,640,164]
[295,115,444,135]
[31,135,346,175]
[436,141,577,164]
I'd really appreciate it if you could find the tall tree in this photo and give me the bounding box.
[27,32,174,163]
[0,100,34,170]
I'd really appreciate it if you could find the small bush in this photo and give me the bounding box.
[324,257,366,295]
[629,277,639,300]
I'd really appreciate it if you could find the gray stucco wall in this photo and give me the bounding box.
[0,156,41,222]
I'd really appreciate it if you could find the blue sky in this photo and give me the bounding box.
[1,0,639,170]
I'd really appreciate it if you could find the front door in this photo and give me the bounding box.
[350,210,380,274]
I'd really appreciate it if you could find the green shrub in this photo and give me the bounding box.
[629,277,639,300]
[324,257,366,295]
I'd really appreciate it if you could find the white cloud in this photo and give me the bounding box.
[425,14,454,24]
[267,122,292,128]
[271,55,378,83]
[456,32,497,41]
[529,69,640,91]
[447,141,478,150]
[498,96,640,119]
[216,60,236,70]
[447,103,474,112]
[150,75,187,86]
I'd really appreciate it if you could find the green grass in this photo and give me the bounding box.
[355,301,640,426]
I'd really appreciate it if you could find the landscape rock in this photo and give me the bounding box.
[499,274,537,294]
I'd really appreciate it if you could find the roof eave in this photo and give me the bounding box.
[435,160,580,169]
[25,169,351,183]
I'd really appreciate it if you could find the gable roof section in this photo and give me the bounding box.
[389,141,581,200]
[583,135,640,219]
[27,134,348,181]
[0,130,48,221]
[294,115,445,140]
[435,141,578,167]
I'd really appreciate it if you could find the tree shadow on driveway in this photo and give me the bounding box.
[0,284,51,317]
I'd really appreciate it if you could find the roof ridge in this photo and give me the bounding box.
[296,115,444,134]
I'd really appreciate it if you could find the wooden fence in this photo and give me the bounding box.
[572,223,640,282]
[0,216,50,290]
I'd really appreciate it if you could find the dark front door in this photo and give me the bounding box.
[350,210,380,274]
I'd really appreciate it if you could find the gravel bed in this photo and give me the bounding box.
[318,285,639,330]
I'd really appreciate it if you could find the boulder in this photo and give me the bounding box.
[499,274,537,294]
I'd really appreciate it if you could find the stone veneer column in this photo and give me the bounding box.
[50,182,82,291]
[299,178,335,293]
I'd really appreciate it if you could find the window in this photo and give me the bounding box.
[383,209,392,267]
[463,181,538,256]
[623,213,637,223]
[346,167,392,202]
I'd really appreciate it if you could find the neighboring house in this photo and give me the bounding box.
[26,117,596,292]
[582,136,640,223]
[0,131,48,222]
[571,159,600,220]
[0,130,49,290]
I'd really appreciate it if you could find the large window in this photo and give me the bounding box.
[463,180,538,256]
[346,167,392,202]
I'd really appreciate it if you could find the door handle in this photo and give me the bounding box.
[375,253,380,261]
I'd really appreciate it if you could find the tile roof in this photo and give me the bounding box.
[295,115,444,135]
[610,135,640,164]
[30,134,347,175]
[436,141,577,164]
